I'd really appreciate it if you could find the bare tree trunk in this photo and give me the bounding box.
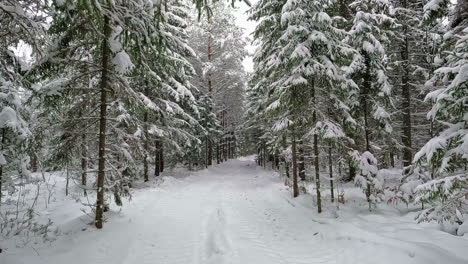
[155,141,161,176]
[328,143,335,203]
[348,159,356,181]
[31,153,37,173]
[389,152,395,168]
[65,163,69,196]
[362,51,372,210]
[95,15,111,229]
[298,142,305,181]
[291,130,299,198]
[313,134,321,212]
[143,105,149,182]
[312,80,322,213]
[81,133,88,196]
[0,128,5,204]
[207,35,213,166]
[401,0,413,168]
[159,144,164,173]
[216,142,220,164]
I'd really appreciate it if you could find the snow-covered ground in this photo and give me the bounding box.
[2,157,468,264]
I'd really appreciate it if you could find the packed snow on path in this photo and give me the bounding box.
[2,157,468,264]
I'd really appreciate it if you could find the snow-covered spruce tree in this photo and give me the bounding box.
[40,0,203,229]
[388,0,438,168]
[187,1,248,165]
[0,1,39,204]
[345,0,397,209]
[250,0,356,210]
[412,0,468,228]
[0,0,59,240]
[247,0,284,169]
[129,0,203,179]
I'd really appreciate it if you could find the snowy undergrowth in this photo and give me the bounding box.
[2,158,468,264]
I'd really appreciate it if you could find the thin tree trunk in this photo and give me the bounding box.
[298,142,305,181]
[314,134,321,213]
[291,130,299,198]
[143,102,149,182]
[81,133,88,196]
[401,0,413,168]
[95,15,112,229]
[65,163,69,196]
[328,142,334,203]
[312,80,322,213]
[348,159,356,181]
[0,128,5,205]
[362,51,372,209]
[159,144,164,173]
[389,152,395,168]
[216,142,220,164]
[155,141,160,176]
[31,153,37,173]
[207,35,213,166]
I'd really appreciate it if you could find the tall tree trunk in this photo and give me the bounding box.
[159,144,164,173]
[291,129,299,198]
[207,35,213,166]
[362,51,373,209]
[95,15,111,229]
[30,153,37,173]
[216,142,220,164]
[155,141,160,176]
[81,133,88,196]
[313,134,321,212]
[65,164,69,196]
[401,3,413,167]
[312,80,322,213]
[298,142,305,181]
[205,136,209,168]
[0,128,5,204]
[348,159,356,181]
[143,103,149,182]
[328,142,335,203]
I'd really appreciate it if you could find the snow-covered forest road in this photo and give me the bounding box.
[3,157,468,264]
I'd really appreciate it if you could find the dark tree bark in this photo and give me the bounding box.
[400,0,413,167]
[30,153,37,173]
[389,152,395,168]
[348,159,356,181]
[216,142,220,164]
[298,142,305,181]
[0,128,5,204]
[155,141,161,176]
[143,85,150,182]
[206,35,213,166]
[81,133,88,196]
[291,130,299,198]
[159,144,164,173]
[313,134,321,212]
[362,51,373,209]
[328,143,335,203]
[95,15,112,229]
[312,80,322,213]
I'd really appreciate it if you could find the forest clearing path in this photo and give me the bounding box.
[3,157,468,264]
